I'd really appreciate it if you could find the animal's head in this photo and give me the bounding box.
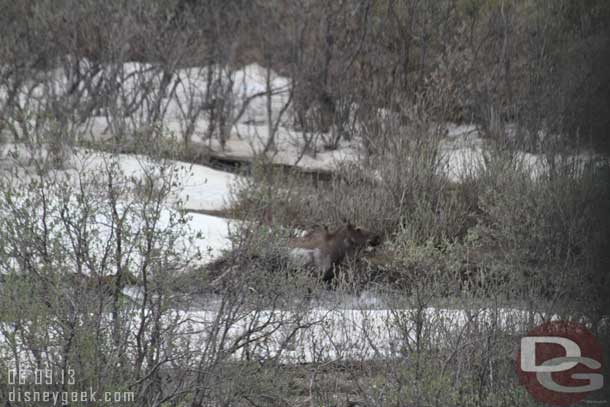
[343,222,381,249]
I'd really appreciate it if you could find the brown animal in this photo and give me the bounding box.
[287,222,381,282]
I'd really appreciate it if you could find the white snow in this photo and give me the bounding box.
[0,305,564,367]
[1,145,237,212]
[439,145,486,182]
[2,60,607,176]
[187,212,233,265]
[69,149,236,212]
[1,61,360,171]
[0,147,235,271]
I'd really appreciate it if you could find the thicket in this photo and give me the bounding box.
[0,1,609,406]
[2,0,610,153]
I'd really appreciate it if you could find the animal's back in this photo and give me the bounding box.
[287,228,328,250]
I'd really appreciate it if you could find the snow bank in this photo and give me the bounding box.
[3,59,606,177]
[69,149,236,212]
[1,60,359,172]
[176,306,553,363]
[0,305,555,367]
[0,146,237,212]
[0,148,235,271]
[187,212,233,265]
